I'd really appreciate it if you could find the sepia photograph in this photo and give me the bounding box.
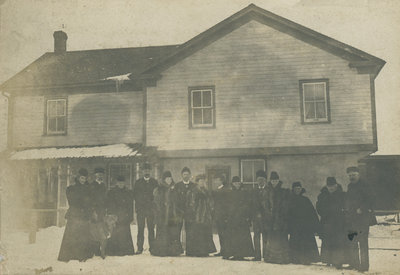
[0,0,399,274]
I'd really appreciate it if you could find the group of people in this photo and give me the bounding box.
[58,163,375,273]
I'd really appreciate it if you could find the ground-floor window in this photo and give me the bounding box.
[240,159,266,187]
[108,163,133,189]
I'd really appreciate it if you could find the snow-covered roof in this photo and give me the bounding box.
[10,143,142,160]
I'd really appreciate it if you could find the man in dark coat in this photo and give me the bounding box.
[288,181,320,265]
[175,167,196,254]
[316,177,347,268]
[106,175,135,256]
[58,168,92,262]
[87,167,108,256]
[133,163,158,254]
[212,174,231,257]
[263,171,290,264]
[345,166,375,272]
[223,176,255,260]
[251,170,268,261]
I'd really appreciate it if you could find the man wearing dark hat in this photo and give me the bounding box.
[345,166,375,272]
[316,177,346,268]
[87,167,108,256]
[251,170,268,261]
[212,173,231,257]
[133,163,158,254]
[175,167,196,252]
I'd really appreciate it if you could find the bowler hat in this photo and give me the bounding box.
[256,170,267,179]
[346,166,359,174]
[94,167,105,174]
[162,171,172,180]
[181,167,191,174]
[78,168,88,177]
[231,176,241,183]
[326,177,337,186]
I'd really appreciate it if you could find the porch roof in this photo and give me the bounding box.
[9,143,143,160]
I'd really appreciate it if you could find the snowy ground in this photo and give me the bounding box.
[1,223,400,275]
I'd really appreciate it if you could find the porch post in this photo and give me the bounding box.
[56,163,62,227]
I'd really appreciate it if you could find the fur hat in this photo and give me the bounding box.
[346,166,359,174]
[162,171,172,180]
[231,176,241,183]
[326,177,337,186]
[292,181,302,189]
[181,167,191,174]
[255,170,267,179]
[270,171,279,180]
[78,168,88,177]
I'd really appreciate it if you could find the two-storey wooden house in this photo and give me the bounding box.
[1,4,385,228]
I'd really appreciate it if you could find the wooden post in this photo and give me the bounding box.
[56,164,62,227]
[28,210,37,244]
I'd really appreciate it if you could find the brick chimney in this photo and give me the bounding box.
[53,31,68,54]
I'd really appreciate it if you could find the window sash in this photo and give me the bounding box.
[302,82,328,122]
[47,99,67,134]
[240,159,266,184]
[191,89,214,127]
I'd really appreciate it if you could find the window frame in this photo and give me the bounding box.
[299,79,331,124]
[188,86,216,129]
[239,158,267,188]
[44,97,68,135]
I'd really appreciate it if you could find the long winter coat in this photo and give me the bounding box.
[316,184,347,266]
[58,180,92,262]
[106,187,135,256]
[133,177,158,215]
[288,189,320,264]
[262,181,290,264]
[185,186,216,256]
[223,186,255,259]
[345,179,376,232]
[175,181,196,222]
[87,181,107,220]
[151,183,183,256]
[212,184,231,256]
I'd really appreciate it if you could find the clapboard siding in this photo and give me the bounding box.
[12,91,143,148]
[146,21,373,151]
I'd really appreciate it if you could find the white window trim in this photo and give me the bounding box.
[240,159,266,185]
[46,99,67,134]
[302,82,329,123]
[190,88,214,128]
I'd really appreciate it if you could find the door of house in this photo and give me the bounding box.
[206,166,231,190]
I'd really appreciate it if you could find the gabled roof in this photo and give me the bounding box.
[1,4,385,92]
[1,45,179,91]
[139,4,385,78]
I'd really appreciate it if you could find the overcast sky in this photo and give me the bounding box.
[0,0,399,153]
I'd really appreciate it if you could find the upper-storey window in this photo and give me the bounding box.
[299,79,330,124]
[45,98,67,135]
[188,86,216,128]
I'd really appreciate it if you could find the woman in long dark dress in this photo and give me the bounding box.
[58,168,92,262]
[151,171,183,256]
[288,182,320,265]
[185,175,216,257]
[223,176,254,260]
[106,175,135,256]
[263,171,290,264]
